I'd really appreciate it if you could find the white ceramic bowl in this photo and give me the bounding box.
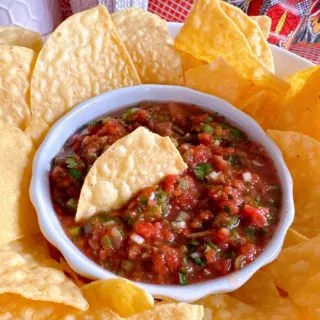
[30,85,294,302]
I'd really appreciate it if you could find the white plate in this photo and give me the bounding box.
[167,22,314,79]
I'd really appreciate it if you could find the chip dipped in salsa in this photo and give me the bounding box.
[50,102,282,285]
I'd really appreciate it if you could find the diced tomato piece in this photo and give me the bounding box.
[198,133,211,145]
[241,205,269,227]
[214,227,230,245]
[214,259,232,275]
[128,244,141,260]
[152,253,168,275]
[193,145,212,165]
[163,175,178,194]
[205,248,217,264]
[238,243,257,263]
[163,247,180,273]
[133,221,155,239]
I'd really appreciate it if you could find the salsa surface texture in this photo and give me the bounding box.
[50,102,282,285]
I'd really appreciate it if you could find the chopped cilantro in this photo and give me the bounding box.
[253,197,262,207]
[222,124,244,139]
[271,185,281,193]
[201,123,214,133]
[121,108,139,122]
[191,256,206,266]
[66,198,78,212]
[178,271,188,285]
[122,260,133,272]
[205,116,213,123]
[244,227,257,242]
[193,163,213,180]
[228,155,241,167]
[139,196,149,206]
[69,226,81,237]
[190,240,200,246]
[68,168,82,180]
[206,241,219,251]
[101,236,113,249]
[65,157,77,169]
[224,205,231,214]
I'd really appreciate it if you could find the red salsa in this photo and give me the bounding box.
[50,102,282,285]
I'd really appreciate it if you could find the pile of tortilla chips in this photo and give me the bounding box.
[0,1,319,319]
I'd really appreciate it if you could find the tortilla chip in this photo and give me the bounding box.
[0,236,88,310]
[76,127,187,221]
[185,57,287,119]
[0,293,72,320]
[292,271,320,312]
[185,57,252,106]
[0,293,121,319]
[283,65,320,107]
[0,121,39,246]
[264,235,320,303]
[0,45,34,129]
[59,258,86,288]
[82,278,153,317]
[275,67,320,141]
[31,5,141,125]
[0,26,42,52]
[198,293,299,320]
[241,89,286,129]
[127,303,204,320]
[230,271,280,308]
[112,8,184,85]
[283,228,308,249]
[175,0,266,79]
[250,16,272,39]
[24,116,49,147]
[179,50,206,72]
[197,294,257,319]
[268,130,320,237]
[220,2,274,72]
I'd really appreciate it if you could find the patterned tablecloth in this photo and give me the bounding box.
[59,0,320,64]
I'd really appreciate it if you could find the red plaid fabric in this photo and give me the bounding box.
[59,0,318,64]
[149,0,194,22]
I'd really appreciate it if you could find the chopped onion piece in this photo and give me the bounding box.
[207,170,220,182]
[242,172,252,182]
[176,211,189,221]
[252,160,264,167]
[190,252,201,259]
[130,233,145,245]
[172,221,187,229]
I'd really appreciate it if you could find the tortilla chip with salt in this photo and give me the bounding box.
[112,8,184,85]
[220,2,274,72]
[31,5,141,125]
[0,236,88,311]
[0,26,43,52]
[250,16,272,39]
[268,130,320,237]
[175,0,266,79]
[0,45,35,129]
[0,121,39,246]
[76,127,187,221]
